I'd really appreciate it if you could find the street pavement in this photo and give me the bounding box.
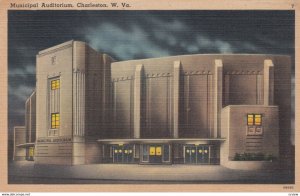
[8,161,294,184]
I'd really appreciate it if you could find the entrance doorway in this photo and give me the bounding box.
[141,144,170,164]
[112,144,134,163]
[149,145,162,163]
[197,145,209,163]
[26,147,34,161]
[184,145,197,164]
[184,145,209,164]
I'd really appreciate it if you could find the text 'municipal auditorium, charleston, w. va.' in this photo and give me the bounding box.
[13,40,292,170]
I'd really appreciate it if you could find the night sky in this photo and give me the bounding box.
[8,10,295,143]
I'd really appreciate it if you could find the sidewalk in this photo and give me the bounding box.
[8,161,294,183]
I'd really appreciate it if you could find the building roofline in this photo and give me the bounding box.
[112,53,291,65]
[37,40,292,61]
[37,40,115,60]
[38,40,74,55]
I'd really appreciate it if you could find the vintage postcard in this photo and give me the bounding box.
[0,0,299,193]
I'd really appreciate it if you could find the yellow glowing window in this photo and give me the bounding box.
[247,114,254,126]
[29,147,34,157]
[150,147,155,155]
[51,113,60,129]
[255,114,262,125]
[156,147,162,156]
[51,79,60,90]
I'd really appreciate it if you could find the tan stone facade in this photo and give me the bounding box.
[14,41,292,169]
[34,41,113,165]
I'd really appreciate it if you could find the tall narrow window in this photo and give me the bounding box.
[49,78,60,136]
[51,79,60,90]
[51,113,60,129]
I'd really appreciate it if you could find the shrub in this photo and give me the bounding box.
[265,154,277,161]
[233,152,277,161]
[234,153,241,161]
[256,152,265,160]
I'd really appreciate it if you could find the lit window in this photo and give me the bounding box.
[247,114,254,126]
[255,114,262,126]
[51,79,60,90]
[29,147,34,157]
[150,146,155,155]
[247,113,263,136]
[51,113,60,129]
[156,146,162,156]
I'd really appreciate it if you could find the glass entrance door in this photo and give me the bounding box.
[184,145,210,164]
[112,145,123,163]
[27,147,34,161]
[197,145,209,164]
[184,145,197,164]
[112,144,134,163]
[149,145,162,163]
[141,144,170,164]
[123,145,134,163]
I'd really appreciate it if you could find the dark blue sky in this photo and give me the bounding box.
[8,10,295,142]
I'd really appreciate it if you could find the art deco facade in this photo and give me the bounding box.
[13,40,292,169]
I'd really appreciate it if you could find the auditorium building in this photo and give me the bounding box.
[13,40,292,169]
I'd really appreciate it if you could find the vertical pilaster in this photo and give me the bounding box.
[264,59,274,106]
[256,74,263,104]
[134,64,143,139]
[102,54,112,137]
[214,59,223,138]
[173,61,181,138]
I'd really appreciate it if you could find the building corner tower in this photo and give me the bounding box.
[35,40,113,165]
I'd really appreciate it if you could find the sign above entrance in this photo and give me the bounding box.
[37,137,72,143]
